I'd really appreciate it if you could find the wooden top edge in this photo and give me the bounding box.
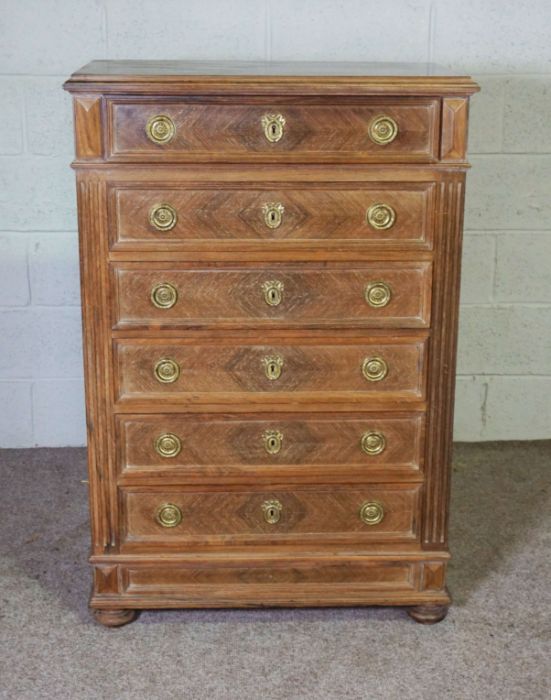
[63,60,480,95]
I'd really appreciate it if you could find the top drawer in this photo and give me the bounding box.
[107,99,440,163]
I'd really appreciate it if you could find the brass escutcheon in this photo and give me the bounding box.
[154,358,181,384]
[149,203,178,231]
[155,503,183,528]
[151,282,178,309]
[261,499,283,524]
[262,354,284,381]
[365,281,392,308]
[263,429,283,455]
[262,280,284,307]
[362,356,388,382]
[359,501,385,525]
[262,202,285,229]
[154,433,182,458]
[368,115,398,145]
[262,113,286,143]
[361,431,386,455]
[366,203,396,230]
[146,114,176,145]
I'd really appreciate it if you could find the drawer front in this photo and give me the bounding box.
[112,264,432,330]
[118,413,425,478]
[109,100,439,162]
[110,184,435,250]
[120,484,420,548]
[114,338,427,404]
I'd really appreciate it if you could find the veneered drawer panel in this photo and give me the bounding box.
[112,263,432,330]
[118,413,425,480]
[108,100,439,162]
[122,560,416,597]
[114,337,427,405]
[110,183,435,250]
[120,483,421,549]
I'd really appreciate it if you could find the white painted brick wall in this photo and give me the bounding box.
[0,0,550,446]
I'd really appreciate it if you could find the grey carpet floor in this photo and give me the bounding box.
[0,442,549,700]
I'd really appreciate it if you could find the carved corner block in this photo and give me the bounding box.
[93,565,119,595]
[73,96,103,159]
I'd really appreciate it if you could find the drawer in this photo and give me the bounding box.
[117,413,425,480]
[114,337,427,405]
[112,263,432,330]
[120,484,421,549]
[108,99,440,163]
[109,183,436,251]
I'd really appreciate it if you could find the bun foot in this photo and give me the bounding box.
[407,604,448,624]
[93,608,138,628]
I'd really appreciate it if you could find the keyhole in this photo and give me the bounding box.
[268,507,276,519]
[268,362,277,377]
[270,123,277,138]
[268,437,277,451]
[269,210,277,225]
[268,288,277,303]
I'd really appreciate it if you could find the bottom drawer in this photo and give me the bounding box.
[120,484,420,550]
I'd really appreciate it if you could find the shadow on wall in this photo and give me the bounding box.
[0,442,549,623]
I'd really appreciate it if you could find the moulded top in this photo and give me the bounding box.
[64,60,480,96]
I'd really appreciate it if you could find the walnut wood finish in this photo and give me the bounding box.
[111,183,435,251]
[117,413,424,482]
[109,99,439,163]
[120,483,420,549]
[64,61,478,625]
[115,337,427,403]
[112,263,431,330]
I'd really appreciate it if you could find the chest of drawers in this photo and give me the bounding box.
[64,61,478,626]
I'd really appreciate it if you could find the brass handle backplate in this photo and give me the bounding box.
[149,203,178,231]
[262,280,284,307]
[362,356,388,382]
[361,431,386,455]
[156,503,183,528]
[151,282,178,309]
[154,433,182,458]
[262,499,283,524]
[262,113,286,143]
[262,355,284,381]
[262,202,285,229]
[146,114,176,145]
[154,358,181,384]
[359,501,385,525]
[263,429,283,455]
[365,281,392,308]
[368,115,398,145]
[366,203,396,230]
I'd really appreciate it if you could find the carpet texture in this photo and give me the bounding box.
[0,442,549,699]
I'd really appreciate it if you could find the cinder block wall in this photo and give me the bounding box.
[0,0,550,447]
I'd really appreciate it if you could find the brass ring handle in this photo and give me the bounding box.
[151,282,178,309]
[262,113,286,143]
[154,433,182,458]
[365,281,392,308]
[262,354,284,381]
[262,280,284,307]
[262,499,283,524]
[361,431,386,455]
[368,115,398,145]
[263,429,283,455]
[146,114,175,145]
[362,356,388,382]
[149,203,178,231]
[154,358,181,384]
[155,503,183,527]
[262,202,285,229]
[366,203,396,230]
[359,501,385,525]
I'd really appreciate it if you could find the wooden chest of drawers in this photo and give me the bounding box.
[64,61,478,626]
